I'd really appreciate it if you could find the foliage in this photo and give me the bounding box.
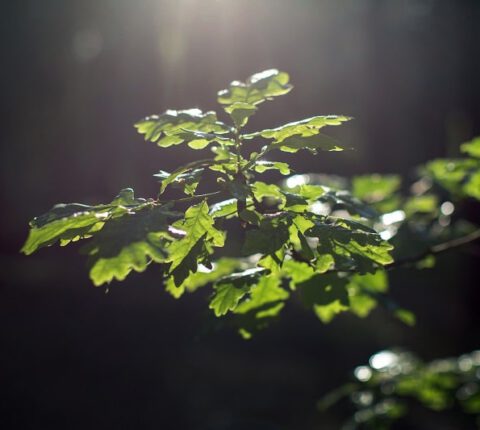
[21,70,480,338]
[320,349,480,429]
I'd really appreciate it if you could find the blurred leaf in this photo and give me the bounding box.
[464,171,480,200]
[319,189,378,218]
[461,136,480,158]
[352,174,402,213]
[404,194,438,216]
[297,273,349,323]
[348,271,388,318]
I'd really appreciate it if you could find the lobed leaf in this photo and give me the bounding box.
[167,201,225,285]
[224,102,257,128]
[271,134,346,154]
[21,189,150,255]
[244,115,352,142]
[83,205,176,286]
[298,273,350,323]
[253,160,291,175]
[165,258,241,298]
[135,109,231,148]
[304,216,394,273]
[209,268,266,316]
[217,69,292,106]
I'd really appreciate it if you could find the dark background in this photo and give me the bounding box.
[1,0,479,429]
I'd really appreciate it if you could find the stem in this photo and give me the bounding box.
[387,228,480,270]
[234,128,242,173]
[159,191,222,205]
[242,144,273,172]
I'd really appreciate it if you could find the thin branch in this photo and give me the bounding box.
[387,228,480,270]
[325,228,480,275]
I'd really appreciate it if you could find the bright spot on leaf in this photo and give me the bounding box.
[286,174,309,188]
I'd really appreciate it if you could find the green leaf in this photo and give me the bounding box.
[281,259,316,287]
[347,271,388,318]
[165,258,241,298]
[217,69,292,106]
[305,216,393,272]
[253,160,291,175]
[352,175,401,203]
[209,198,239,219]
[167,201,224,281]
[272,134,346,154]
[175,130,234,150]
[21,189,149,255]
[295,184,325,201]
[155,168,204,196]
[224,102,257,128]
[460,136,480,158]
[209,267,266,316]
[243,218,291,256]
[234,274,289,315]
[210,283,248,317]
[135,109,231,147]
[404,194,438,216]
[83,205,175,286]
[169,234,209,287]
[424,158,478,197]
[155,159,216,195]
[252,181,283,201]
[245,115,352,142]
[464,171,480,200]
[319,190,378,219]
[297,273,349,323]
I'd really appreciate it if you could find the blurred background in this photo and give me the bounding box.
[1,0,479,429]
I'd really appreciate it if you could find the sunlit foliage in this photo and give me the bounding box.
[22,70,480,337]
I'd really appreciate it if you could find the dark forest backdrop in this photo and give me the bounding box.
[1,1,479,429]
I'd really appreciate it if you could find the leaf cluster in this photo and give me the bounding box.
[321,348,480,429]
[22,70,480,338]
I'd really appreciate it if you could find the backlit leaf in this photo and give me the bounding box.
[135,109,231,147]
[167,201,224,281]
[245,115,352,142]
[217,69,292,106]
[224,102,257,128]
[83,205,175,286]
[21,189,150,255]
[209,268,266,316]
